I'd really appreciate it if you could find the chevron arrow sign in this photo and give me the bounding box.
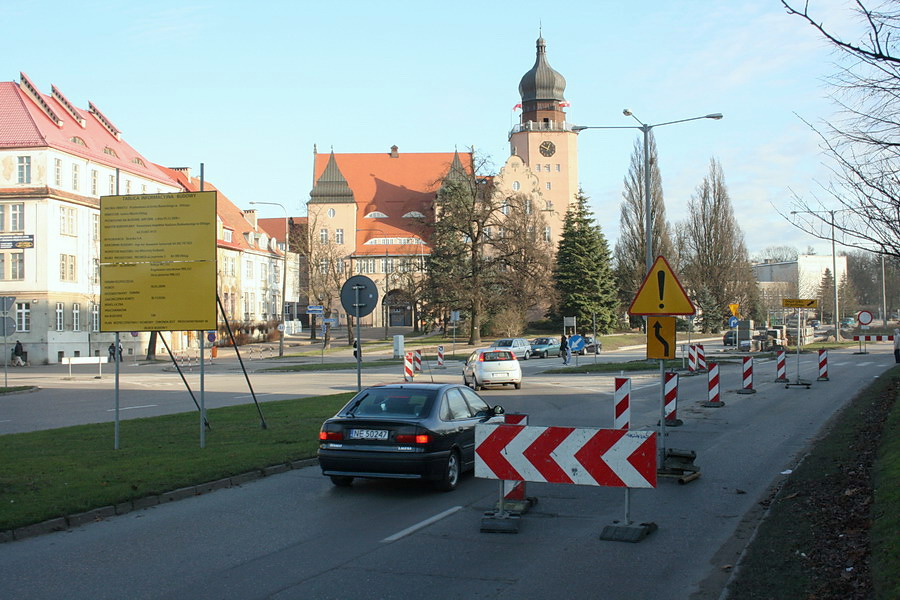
[475,424,657,488]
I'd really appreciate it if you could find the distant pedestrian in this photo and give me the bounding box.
[108,343,116,362]
[560,334,569,365]
[117,341,124,362]
[893,329,899,363]
[12,340,24,366]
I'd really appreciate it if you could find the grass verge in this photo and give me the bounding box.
[0,392,353,531]
[726,365,899,599]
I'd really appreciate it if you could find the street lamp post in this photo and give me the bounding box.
[573,110,722,275]
[791,209,841,342]
[250,201,290,357]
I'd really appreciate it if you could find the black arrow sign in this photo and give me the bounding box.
[653,320,670,357]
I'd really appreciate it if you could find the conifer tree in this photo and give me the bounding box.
[553,190,619,333]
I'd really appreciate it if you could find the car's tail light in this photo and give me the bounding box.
[396,433,431,444]
[319,430,343,441]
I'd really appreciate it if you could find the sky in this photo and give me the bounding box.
[2,0,865,258]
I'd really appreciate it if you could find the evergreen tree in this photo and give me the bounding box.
[553,190,619,333]
[817,268,836,322]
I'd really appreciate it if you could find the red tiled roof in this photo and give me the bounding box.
[0,76,175,186]
[312,150,472,255]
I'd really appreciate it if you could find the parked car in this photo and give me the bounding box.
[530,337,560,358]
[463,347,523,390]
[490,337,532,360]
[840,318,855,328]
[723,330,737,346]
[581,336,602,355]
[318,383,505,491]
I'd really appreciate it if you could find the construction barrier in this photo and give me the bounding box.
[696,344,707,372]
[774,350,788,383]
[614,377,630,430]
[817,349,829,381]
[497,413,534,514]
[687,345,697,374]
[413,349,423,373]
[437,345,445,368]
[664,372,682,425]
[703,362,724,407]
[403,351,414,382]
[853,335,895,342]
[738,356,756,394]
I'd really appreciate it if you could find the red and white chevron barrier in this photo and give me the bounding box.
[413,349,422,373]
[853,335,894,342]
[738,356,756,394]
[696,344,707,372]
[475,424,657,488]
[437,345,445,368]
[664,372,681,425]
[403,351,414,382]
[703,362,724,407]
[774,350,788,383]
[502,413,528,502]
[817,349,829,381]
[614,377,630,429]
[688,344,697,373]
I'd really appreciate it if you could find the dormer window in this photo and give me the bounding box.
[364,211,388,219]
[103,147,118,158]
[132,157,146,167]
[69,136,86,146]
[402,211,425,218]
[224,229,233,243]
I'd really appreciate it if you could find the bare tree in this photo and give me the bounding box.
[678,159,759,330]
[782,1,900,258]
[752,245,799,263]
[614,133,674,322]
[305,211,349,348]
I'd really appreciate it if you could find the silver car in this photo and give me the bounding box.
[489,337,532,360]
[462,348,523,390]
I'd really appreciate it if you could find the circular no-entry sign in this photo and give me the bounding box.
[857,310,873,325]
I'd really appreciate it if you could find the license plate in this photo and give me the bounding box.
[348,429,388,440]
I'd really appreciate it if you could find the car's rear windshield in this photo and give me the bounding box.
[482,351,514,362]
[533,338,550,344]
[342,389,436,418]
[494,340,513,347]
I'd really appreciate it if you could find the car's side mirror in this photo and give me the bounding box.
[493,405,505,416]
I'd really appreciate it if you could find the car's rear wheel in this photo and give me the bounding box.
[434,449,460,491]
[330,475,353,487]
[514,382,522,390]
[473,378,482,391]
[524,351,530,360]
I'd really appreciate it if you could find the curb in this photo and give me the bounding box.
[2,457,319,544]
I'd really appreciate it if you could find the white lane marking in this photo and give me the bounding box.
[106,404,158,412]
[0,419,11,423]
[857,362,872,366]
[233,393,276,400]
[382,505,462,543]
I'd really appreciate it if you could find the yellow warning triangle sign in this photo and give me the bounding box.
[629,256,695,316]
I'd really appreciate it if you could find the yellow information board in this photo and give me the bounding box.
[646,316,676,359]
[782,298,818,308]
[100,192,217,331]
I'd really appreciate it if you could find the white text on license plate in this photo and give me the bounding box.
[349,429,388,440]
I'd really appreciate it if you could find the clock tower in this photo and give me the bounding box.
[508,36,579,245]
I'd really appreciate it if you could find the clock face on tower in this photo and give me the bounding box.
[539,140,556,157]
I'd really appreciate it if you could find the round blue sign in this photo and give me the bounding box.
[568,334,585,351]
[207,332,216,343]
[728,316,739,328]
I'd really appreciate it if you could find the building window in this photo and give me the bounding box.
[535,164,541,172]
[125,180,131,194]
[17,156,31,183]
[224,229,232,243]
[543,226,551,242]
[274,263,280,285]
[335,229,344,244]
[356,258,375,274]
[54,159,62,186]
[103,147,118,157]
[60,254,77,281]
[382,257,394,274]
[92,303,100,332]
[501,201,510,216]
[546,182,551,190]
[524,198,532,215]
[327,208,336,218]
[109,174,115,194]
[245,259,254,279]
[60,206,77,236]
[15,303,30,332]
[8,253,24,280]
[73,303,80,332]
[9,204,23,231]
[318,258,328,274]
[92,214,99,242]
[556,164,561,171]
[91,170,98,195]
[319,228,328,244]
[484,227,492,240]
[92,258,99,284]
[545,164,550,171]
[72,164,79,191]
[336,259,345,274]
[512,181,520,191]
[56,302,64,331]
[260,263,268,282]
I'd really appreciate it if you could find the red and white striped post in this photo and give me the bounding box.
[403,351,414,382]
[738,356,756,394]
[500,413,530,510]
[774,350,788,382]
[696,344,707,372]
[817,349,829,381]
[437,345,445,368]
[703,362,725,407]
[413,349,422,373]
[664,372,682,425]
[614,377,630,430]
[687,344,697,374]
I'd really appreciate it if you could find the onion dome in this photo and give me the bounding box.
[518,37,566,103]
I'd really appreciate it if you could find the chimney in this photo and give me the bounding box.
[244,208,258,229]
[169,166,192,179]
[390,145,399,158]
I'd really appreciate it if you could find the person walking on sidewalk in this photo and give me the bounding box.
[893,328,899,363]
[560,334,569,365]
[13,340,25,366]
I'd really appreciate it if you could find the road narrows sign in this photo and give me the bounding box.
[475,424,657,488]
[629,256,695,316]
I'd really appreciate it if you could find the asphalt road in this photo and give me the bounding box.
[0,343,896,599]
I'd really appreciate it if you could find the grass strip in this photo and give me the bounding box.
[872,374,900,599]
[0,392,353,531]
[727,366,898,599]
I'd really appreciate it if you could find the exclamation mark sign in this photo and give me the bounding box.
[657,270,666,309]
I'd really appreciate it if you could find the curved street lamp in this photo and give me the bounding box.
[249,201,290,357]
[573,110,723,275]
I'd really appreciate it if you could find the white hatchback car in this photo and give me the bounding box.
[462,348,523,390]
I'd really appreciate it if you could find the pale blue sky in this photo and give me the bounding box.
[3,0,860,256]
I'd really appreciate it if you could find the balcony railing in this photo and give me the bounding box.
[509,120,576,137]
